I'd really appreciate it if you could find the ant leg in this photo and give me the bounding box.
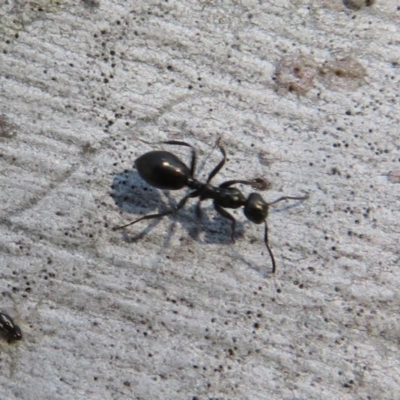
[160,138,225,183]
[161,140,197,177]
[113,191,196,231]
[206,141,227,184]
[213,203,237,242]
[196,200,203,222]
[219,179,267,190]
[268,194,309,206]
[263,222,277,274]
[141,139,197,176]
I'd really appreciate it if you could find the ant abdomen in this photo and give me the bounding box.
[135,150,190,190]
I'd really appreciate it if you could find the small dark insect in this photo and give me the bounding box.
[0,312,23,342]
[114,140,308,273]
[343,0,376,10]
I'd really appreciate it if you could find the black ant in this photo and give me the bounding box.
[114,140,308,273]
[0,312,22,343]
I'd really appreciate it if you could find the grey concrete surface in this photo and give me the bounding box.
[1,1,400,399]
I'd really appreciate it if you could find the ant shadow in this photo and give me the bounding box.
[110,169,246,246]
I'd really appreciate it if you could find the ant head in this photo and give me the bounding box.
[244,193,276,273]
[244,193,269,224]
[11,325,22,341]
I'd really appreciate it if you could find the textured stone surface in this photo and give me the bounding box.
[1,1,399,399]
